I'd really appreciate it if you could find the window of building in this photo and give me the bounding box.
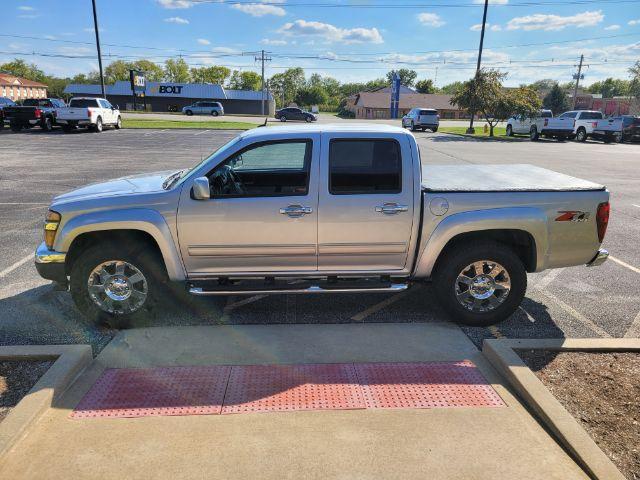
[329,139,402,195]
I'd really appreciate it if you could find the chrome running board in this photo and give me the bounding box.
[189,283,409,296]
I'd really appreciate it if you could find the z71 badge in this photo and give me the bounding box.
[555,211,590,222]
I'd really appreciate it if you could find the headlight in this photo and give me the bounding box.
[44,210,61,249]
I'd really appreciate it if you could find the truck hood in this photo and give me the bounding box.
[53,170,177,204]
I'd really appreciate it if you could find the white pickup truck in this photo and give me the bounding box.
[34,124,610,328]
[558,110,604,142]
[506,110,575,141]
[590,117,624,143]
[56,97,122,133]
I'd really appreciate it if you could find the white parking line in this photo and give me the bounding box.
[350,287,418,322]
[624,310,640,338]
[0,254,33,279]
[536,289,611,337]
[632,204,640,209]
[532,268,564,291]
[194,130,210,136]
[609,255,640,275]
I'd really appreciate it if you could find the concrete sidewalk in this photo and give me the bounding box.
[0,323,587,479]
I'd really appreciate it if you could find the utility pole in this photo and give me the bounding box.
[91,0,105,98]
[255,50,272,116]
[467,0,489,134]
[572,54,585,109]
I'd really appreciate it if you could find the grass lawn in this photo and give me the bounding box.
[122,119,255,130]
[439,126,520,139]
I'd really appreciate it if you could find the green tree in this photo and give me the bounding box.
[190,65,230,84]
[440,81,464,95]
[131,60,165,82]
[104,60,133,83]
[228,70,261,90]
[527,79,558,93]
[415,79,437,94]
[268,67,306,107]
[451,69,540,136]
[164,58,191,83]
[630,61,640,100]
[386,69,417,87]
[587,77,629,98]
[295,86,327,107]
[543,83,570,115]
[0,58,45,82]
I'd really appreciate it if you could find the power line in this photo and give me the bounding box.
[188,0,636,8]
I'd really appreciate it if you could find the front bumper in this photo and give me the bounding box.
[35,242,67,283]
[586,249,609,267]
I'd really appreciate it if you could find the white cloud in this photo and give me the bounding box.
[231,1,286,17]
[629,19,640,26]
[17,6,35,11]
[506,10,604,31]
[469,23,502,31]
[83,27,106,33]
[164,16,189,24]
[156,0,194,9]
[604,24,621,30]
[470,23,483,31]
[417,13,445,28]
[278,20,384,44]
[197,38,211,45]
[491,24,502,31]
[260,38,288,46]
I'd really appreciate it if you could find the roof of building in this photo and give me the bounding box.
[354,92,456,110]
[64,81,273,100]
[0,73,47,87]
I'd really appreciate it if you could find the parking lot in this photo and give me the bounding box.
[0,127,638,353]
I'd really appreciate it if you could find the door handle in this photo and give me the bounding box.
[280,204,313,217]
[375,203,409,215]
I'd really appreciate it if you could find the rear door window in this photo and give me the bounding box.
[69,99,99,108]
[329,139,402,195]
[579,111,603,120]
[559,112,577,118]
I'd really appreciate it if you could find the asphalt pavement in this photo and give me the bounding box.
[0,126,638,353]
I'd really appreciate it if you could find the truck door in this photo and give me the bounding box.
[177,134,320,275]
[317,134,415,271]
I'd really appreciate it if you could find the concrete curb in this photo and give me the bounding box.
[0,345,92,458]
[483,338,639,480]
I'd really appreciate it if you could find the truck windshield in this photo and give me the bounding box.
[69,99,99,108]
[22,99,50,107]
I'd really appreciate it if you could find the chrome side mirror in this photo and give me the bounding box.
[192,177,210,200]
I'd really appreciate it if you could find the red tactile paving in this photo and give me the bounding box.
[221,363,365,414]
[72,361,504,419]
[71,366,231,418]
[355,361,505,409]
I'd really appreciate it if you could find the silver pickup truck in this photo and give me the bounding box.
[35,124,610,327]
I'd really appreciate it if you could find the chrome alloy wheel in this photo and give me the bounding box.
[87,260,148,314]
[454,261,511,313]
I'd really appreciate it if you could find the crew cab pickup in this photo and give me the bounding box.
[591,117,624,143]
[4,98,66,132]
[559,110,604,142]
[56,97,121,132]
[34,124,610,328]
[506,109,574,141]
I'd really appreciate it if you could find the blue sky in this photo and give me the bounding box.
[2,0,639,87]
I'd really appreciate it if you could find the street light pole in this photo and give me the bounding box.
[91,0,105,98]
[467,0,489,134]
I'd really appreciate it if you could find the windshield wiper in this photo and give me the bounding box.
[162,169,187,190]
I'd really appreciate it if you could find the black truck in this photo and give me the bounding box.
[3,98,66,132]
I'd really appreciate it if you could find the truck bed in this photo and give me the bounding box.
[422,164,605,193]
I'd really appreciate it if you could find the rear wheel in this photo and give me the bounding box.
[41,116,53,132]
[433,241,527,326]
[115,116,122,129]
[280,116,287,122]
[576,127,587,142]
[93,117,103,133]
[506,124,513,137]
[305,115,312,122]
[432,126,438,133]
[529,125,539,141]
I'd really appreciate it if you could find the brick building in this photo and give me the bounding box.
[345,88,466,119]
[0,73,48,102]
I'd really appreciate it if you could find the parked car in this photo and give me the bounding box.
[182,101,224,116]
[558,110,604,142]
[275,107,317,122]
[56,97,121,133]
[3,98,66,132]
[590,117,624,143]
[402,108,439,132]
[617,115,640,143]
[34,124,610,328]
[506,109,574,141]
[0,97,17,130]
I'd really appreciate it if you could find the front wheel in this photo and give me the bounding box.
[115,116,122,129]
[575,127,587,142]
[432,126,438,132]
[211,110,219,116]
[305,116,312,123]
[279,116,287,122]
[70,245,165,328]
[433,241,527,326]
[506,125,513,137]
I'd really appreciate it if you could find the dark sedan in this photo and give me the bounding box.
[275,107,317,123]
[618,115,640,143]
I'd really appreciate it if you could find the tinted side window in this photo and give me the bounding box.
[329,139,402,195]
[69,99,99,108]
[580,111,602,120]
[559,112,577,118]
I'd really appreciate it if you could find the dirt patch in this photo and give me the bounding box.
[519,350,639,480]
[0,360,53,423]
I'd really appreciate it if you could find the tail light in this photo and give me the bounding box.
[592,122,597,128]
[87,108,92,118]
[34,108,42,119]
[544,118,549,126]
[596,202,610,243]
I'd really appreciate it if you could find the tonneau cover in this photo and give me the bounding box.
[422,164,605,192]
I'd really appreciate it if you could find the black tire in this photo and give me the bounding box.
[70,244,166,328]
[576,127,587,142]
[280,116,287,122]
[432,126,438,132]
[305,115,312,123]
[185,110,193,116]
[506,124,513,137]
[10,123,22,133]
[529,125,539,141]
[115,116,122,129]
[211,110,219,116]
[410,121,417,131]
[93,117,103,133]
[433,241,527,326]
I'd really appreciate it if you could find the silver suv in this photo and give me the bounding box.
[182,101,224,116]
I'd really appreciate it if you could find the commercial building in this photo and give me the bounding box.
[64,81,275,115]
[0,73,47,102]
[574,93,638,116]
